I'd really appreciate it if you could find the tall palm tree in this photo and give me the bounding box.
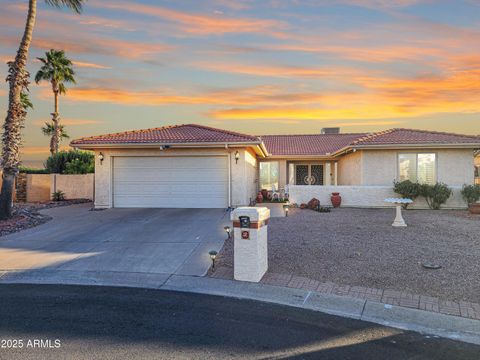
[0,0,85,219]
[41,121,69,155]
[35,49,76,154]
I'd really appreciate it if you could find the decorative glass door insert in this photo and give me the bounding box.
[295,164,324,185]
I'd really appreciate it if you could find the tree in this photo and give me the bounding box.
[35,49,76,155]
[0,0,85,220]
[41,121,70,155]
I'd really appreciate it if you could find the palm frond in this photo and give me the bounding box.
[44,0,86,14]
[20,92,34,110]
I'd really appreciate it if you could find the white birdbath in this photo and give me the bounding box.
[384,198,413,227]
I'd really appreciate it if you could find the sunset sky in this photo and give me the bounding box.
[0,0,479,164]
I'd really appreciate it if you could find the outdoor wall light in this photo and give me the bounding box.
[224,226,231,239]
[234,151,240,164]
[98,152,104,164]
[209,250,218,270]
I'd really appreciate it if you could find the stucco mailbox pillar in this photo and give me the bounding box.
[231,207,270,282]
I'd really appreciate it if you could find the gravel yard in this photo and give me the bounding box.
[216,208,480,303]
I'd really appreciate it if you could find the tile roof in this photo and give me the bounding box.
[71,124,480,156]
[261,133,366,156]
[71,124,260,145]
[351,128,480,146]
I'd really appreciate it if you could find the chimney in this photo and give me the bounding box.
[321,127,340,134]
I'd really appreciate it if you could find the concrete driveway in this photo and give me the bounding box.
[0,203,229,284]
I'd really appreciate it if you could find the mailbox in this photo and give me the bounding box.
[239,216,250,228]
[231,207,270,282]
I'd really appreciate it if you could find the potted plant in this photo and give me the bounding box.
[256,191,263,203]
[461,184,480,214]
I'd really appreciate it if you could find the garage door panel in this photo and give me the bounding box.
[113,156,228,208]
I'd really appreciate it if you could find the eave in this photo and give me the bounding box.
[71,140,269,158]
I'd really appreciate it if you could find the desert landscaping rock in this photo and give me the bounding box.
[0,200,92,237]
[215,207,480,303]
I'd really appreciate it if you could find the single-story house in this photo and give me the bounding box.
[71,124,480,209]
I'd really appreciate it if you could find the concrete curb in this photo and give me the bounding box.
[1,270,479,345]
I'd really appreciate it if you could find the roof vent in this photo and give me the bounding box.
[321,127,340,134]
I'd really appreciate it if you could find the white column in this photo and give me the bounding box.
[334,162,338,185]
[325,162,331,185]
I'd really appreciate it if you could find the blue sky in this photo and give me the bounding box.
[0,0,479,163]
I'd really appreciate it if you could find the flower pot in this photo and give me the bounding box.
[331,192,342,208]
[261,189,268,199]
[256,192,263,203]
[468,203,480,214]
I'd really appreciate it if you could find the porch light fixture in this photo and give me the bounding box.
[234,151,240,164]
[209,250,218,270]
[224,226,231,239]
[98,152,104,164]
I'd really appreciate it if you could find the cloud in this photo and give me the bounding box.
[21,146,69,155]
[72,61,111,70]
[263,43,446,64]
[192,61,367,79]
[38,84,346,107]
[210,68,480,121]
[33,119,102,126]
[91,1,289,37]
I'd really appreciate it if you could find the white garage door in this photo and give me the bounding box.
[113,156,229,208]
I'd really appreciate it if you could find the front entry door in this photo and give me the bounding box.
[295,164,324,185]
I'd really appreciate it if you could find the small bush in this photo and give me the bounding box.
[52,190,66,201]
[419,183,452,210]
[393,180,421,208]
[45,150,94,174]
[19,166,49,174]
[64,158,94,174]
[461,184,480,205]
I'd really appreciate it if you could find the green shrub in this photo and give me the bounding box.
[460,184,480,205]
[45,150,94,174]
[393,180,421,208]
[64,158,95,174]
[19,166,49,174]
[419,183,452,210]
[52,190,65,201]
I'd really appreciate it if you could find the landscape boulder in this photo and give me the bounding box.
[307,198,320,210]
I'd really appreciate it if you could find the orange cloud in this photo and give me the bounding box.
[92,1,288,37]
[33,119,102,126]
[21,146,69,155]
[38,85,333,107]
[193,61,367,79]
[264,43,446,63]
[211,68,480,121]
[0,33,172,61]
[72,61,111,70]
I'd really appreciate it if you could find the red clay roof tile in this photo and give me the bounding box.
[71,124,480,156]
[261,133,367,156]
[70,124,260,145]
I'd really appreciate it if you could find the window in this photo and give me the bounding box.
[398,153,436,184]
[259,162,279,190]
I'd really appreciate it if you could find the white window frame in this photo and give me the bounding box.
[397,152,437,184]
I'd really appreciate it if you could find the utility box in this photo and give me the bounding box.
[231,207,270,282]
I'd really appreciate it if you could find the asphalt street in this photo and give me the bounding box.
[0,284,478,359]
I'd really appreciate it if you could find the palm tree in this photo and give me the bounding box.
[41,121,70,155]
[0,0,85,220]
[35,49,76,155]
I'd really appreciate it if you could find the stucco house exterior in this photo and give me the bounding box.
[71,124,480,209]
